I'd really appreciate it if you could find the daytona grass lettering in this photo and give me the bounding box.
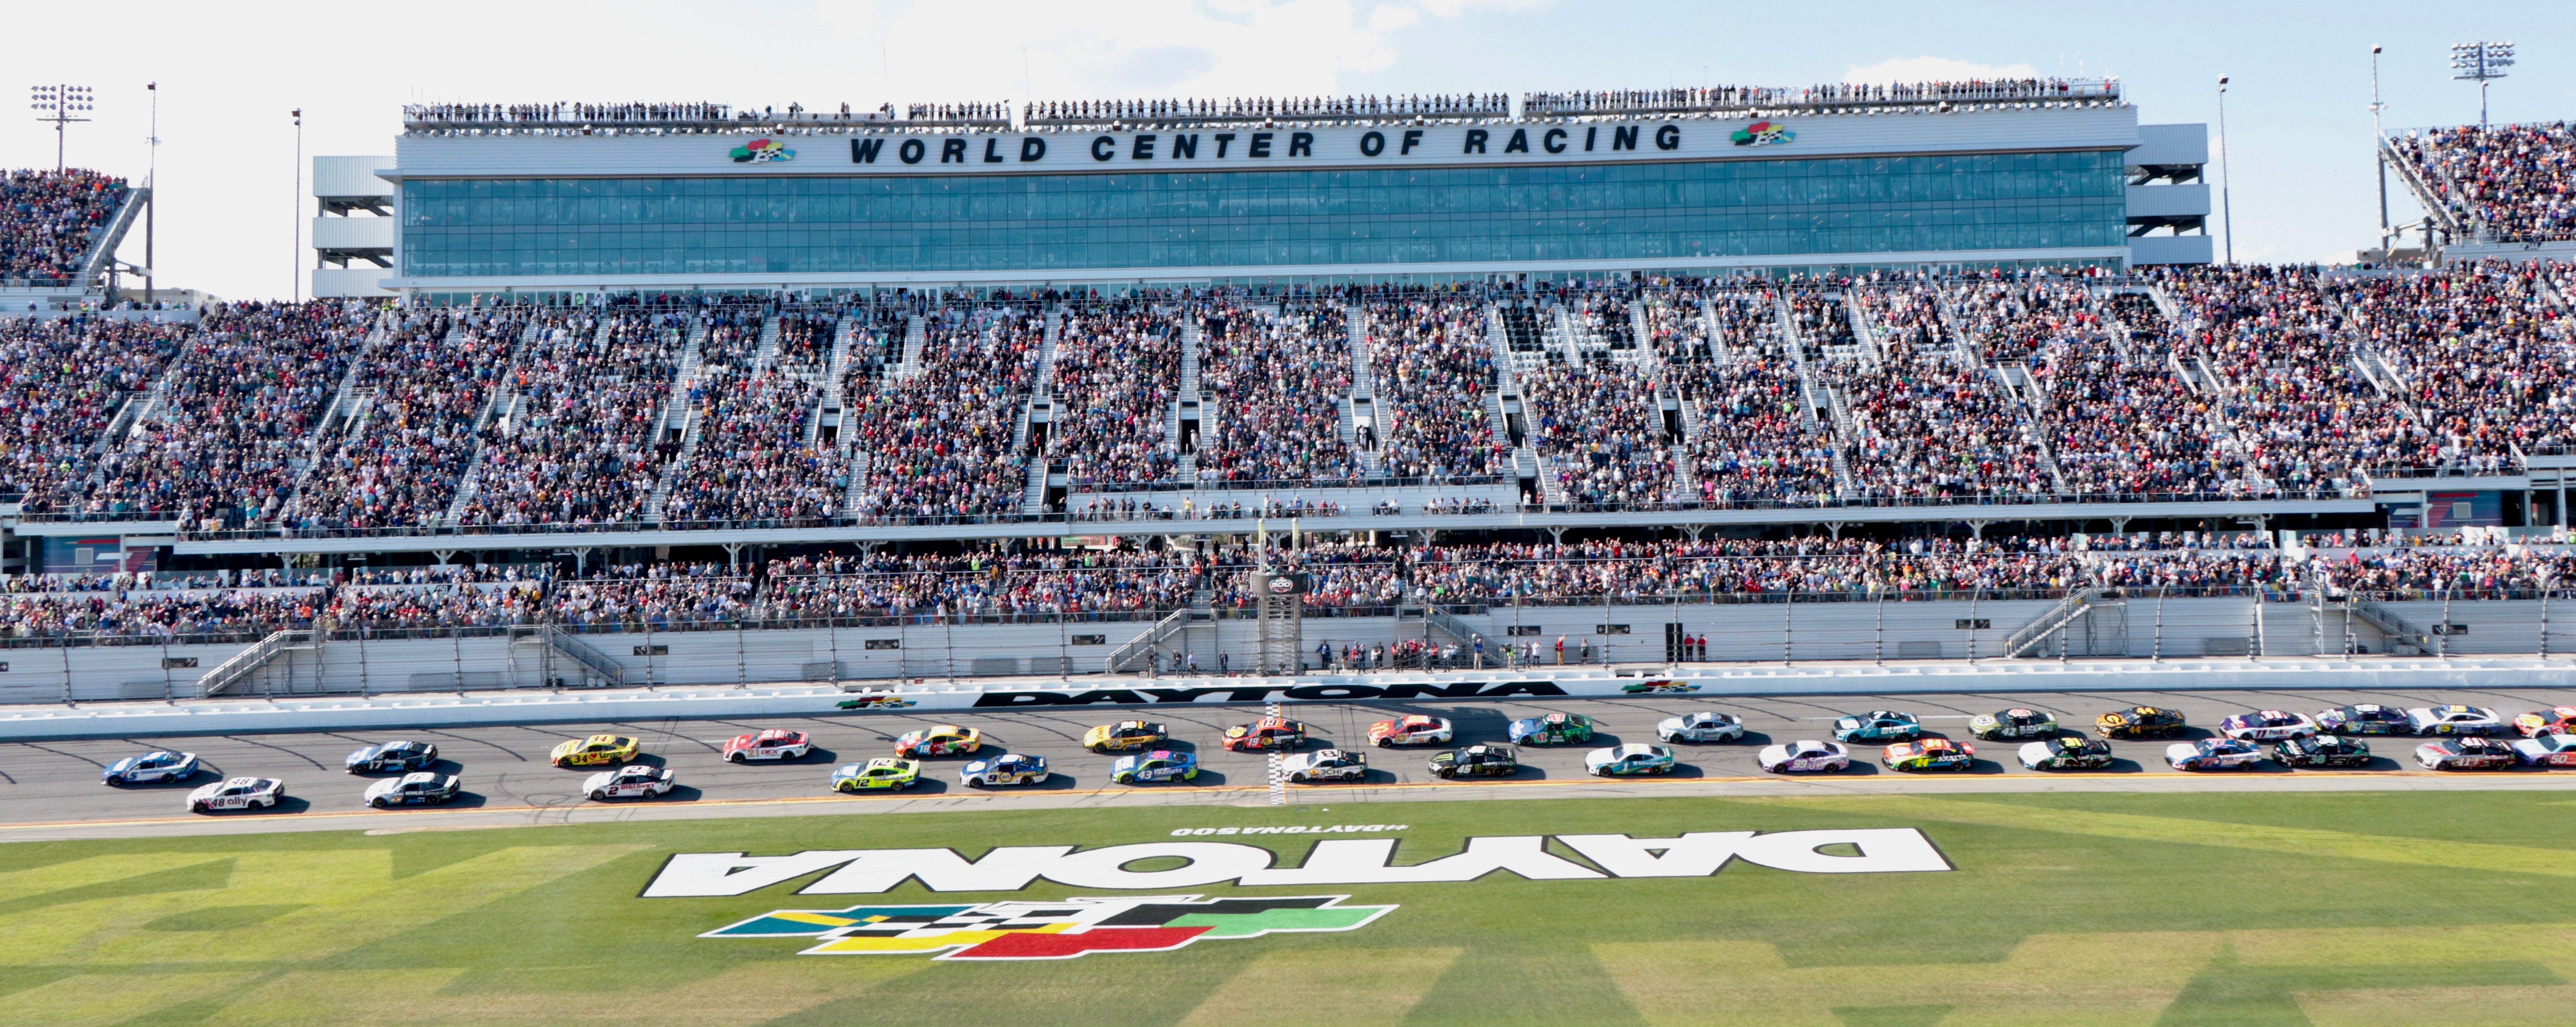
[1169,824,1409,836]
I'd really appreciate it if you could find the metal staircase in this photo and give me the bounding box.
[645,315,711,520]
[197,629,323,696]
[1107,606,1216,673]
[441,316,543,524]
[508,625,629,687]
[2000,588,2123,658]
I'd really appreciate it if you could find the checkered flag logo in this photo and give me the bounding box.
[701,894,1393,960]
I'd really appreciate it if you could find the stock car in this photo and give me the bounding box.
[1368,715,1453,747]
[1221,717,1309,752]
[1280,749,1367,783]
[1508,712,1596,746]
[2414,738,2518,771]
[186,776,284,813]
[2167,738,2266,772]
[2018,736,2115,771]
[1831,711,1922,743]
[1584,743,1678,776]
[894,725,983,757]
[1656,711,1745,743]
[1757,741,1852,774]
[830,757,922,792]
[1883,739,1977,773]
[721,729,812,763]
[343,741,437,774]
[363,772,462,808]
[2096,706,2189,740]
[2513,706,2576,737]
[549,734,640,767]
[2218,710,2319,741]
[2509,733,2576,767]
[1110,750,1199,784]
[959,753,1050,787]
[1428,744,1520,779]
[583,764,678,800]
[2316,703,2414,736]
[2272,734,2373,768]
[2407,705,2506,736]
[102,750,201,786]
[1083,721,1168,752]
[1969,708,2060,741]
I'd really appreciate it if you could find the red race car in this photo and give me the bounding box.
[721,729,813,763]
[1222,717,1309,752]
[1367,715,1454,747]
[2512,706,2576,738]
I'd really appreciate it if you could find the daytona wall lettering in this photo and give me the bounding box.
[641,830,1952,897]
[971,680,1570,707]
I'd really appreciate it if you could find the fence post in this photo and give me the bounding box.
[1782,589,1794,666]
[1967,591,1980,664]
[2542,584,2553,661]
[2438,588,2453,659]
[736,619,747,688]
[161,636,174,703]
[2151,585,2165,662]
[62,631,75,704]
[1873,592,1884,665]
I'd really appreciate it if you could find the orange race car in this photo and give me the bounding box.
[1222,716,1310,752]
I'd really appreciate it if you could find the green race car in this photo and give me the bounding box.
[829,757,921,792]
[1970,707,2060,740]
[1507,712,1595,746]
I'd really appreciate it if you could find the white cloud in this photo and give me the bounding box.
[1842,56,2043,86]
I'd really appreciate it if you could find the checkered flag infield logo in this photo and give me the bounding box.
[701,894,1394,960]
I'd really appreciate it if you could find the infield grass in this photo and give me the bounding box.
[1,790,2572,1025]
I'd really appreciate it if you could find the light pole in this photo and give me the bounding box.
[28,84,93,171]
[2449,41,2513,126]
[146,82,159,305]
[292,108,302,303]
[2370,47,2389,250]
[2216,75,2234,264]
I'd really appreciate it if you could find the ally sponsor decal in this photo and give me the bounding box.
[1730,120,1794,147]
[730,138,796,163]
[704,894,1393,960]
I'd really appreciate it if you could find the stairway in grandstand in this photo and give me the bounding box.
[1344,301,1380,475]
[1020,308,1063,515]
[894,314,926,382]
[441,315,543,524]
[1174,311,1201,481]
[808,313,857,447]
[288,312,389,503]
[644,313,716,521]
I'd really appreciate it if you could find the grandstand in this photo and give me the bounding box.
[0,168,149,311]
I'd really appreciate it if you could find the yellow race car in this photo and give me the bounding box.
[1083,720,1169,752]
[550,734,641,767]
[893,725,983,757]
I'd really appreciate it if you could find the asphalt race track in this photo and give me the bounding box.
[6,684,2575,841]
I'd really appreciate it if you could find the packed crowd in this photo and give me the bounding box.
[2323,264,2576,464]
[0,315,187,511]
[1197,301,1358,482]
[1,169,127,282]
[847,303,1041,519]
[296,309,524,531]
[454,310,686,527]
[1364,296,1507,479]
[662,308,847,523]
[1833,286,2054,499]
[2391,122,2576,242]
[1048,302,1182,487]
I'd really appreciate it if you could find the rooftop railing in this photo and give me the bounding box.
[1023,93,1510,128]
[1521,78,2122,118]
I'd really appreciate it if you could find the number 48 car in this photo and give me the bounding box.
[187,776,283,813]
[1428,744,1520,779]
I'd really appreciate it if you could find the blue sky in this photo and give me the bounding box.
[8,0,2574,299]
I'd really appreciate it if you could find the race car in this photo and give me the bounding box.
[583,764,677,800]
[1621,679,1698,695]
[1082,721,1167,752]
[1757,741,1851,774]
[1508,712,1595,746]
[2096,706,2189,740]
[2513,706,2576,738]
[830,757,922,792]
[2509,733,2576,768]
[1221,717,1309,752]
[959,753,1050,787]
[1883,738,1976,773]
[894,725,983,757]
[1584,743,1678,777]
[2218,710,2318,741]
[722,729,812,763]
[1280,749,1367,783]
[187,776,283,813]
[1110,750,1199,784]
[2167,738,2265,771]
[2272,734,2372,768]
[2414,737,2517,771]
[2316,703,2414,736]
[1831,711,1921,743]
[2407,705,2506,736]
[364,772,462,808]
[103,750,200,786]
[1656,711,1744,743]
[2018,735,2114,771]
[1970,708,2059,741]
[549,734,640,767]
[1428,744,1520,779]
[1367,715,1453,747]
[343,741,438,774]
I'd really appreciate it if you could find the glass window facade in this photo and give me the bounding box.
[400,150,2128,278]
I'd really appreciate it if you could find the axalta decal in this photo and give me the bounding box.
[971,680,1568,707]
[642,829,1951,897]
[1731,120,1794,146]
[703,894,1392,961]
[730,138,796,163]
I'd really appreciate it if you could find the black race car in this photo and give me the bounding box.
[2096,706,2188,740]
[2272,734,2372,768]
[2018,735,2115,771]
[1428,744,1520,779]
[344,740,438,774]
[2314,704,2411,736]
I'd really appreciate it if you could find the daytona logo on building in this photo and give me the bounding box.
[702,894,1392,960]
[1731,121,1794,146]
[729,138,796,163]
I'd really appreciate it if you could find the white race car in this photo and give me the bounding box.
[2218,710,2319,741]
[186,776,283,814]
[1756,740,1850,774]
[1656,711,1745,743]
[1279,748,1369,783]
[2405,705,2507,737]
[582,764,677,801]
[960,753,1050,787]
[103,750,200,786]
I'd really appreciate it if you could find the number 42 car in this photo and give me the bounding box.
[722,729,812,763]
[1970,708,2059,740]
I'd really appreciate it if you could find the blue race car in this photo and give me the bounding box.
[961,753,1050,787]
[103,750,201,786]
[344,740,438,774]
[1111,749,1199,785]
[2167,738,2265,771]
[1831,711,1922,743]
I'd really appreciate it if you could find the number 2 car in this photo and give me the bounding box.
[364,772,462,808]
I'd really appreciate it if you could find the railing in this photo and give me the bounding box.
[2000,588,2117,658]
[1106,607,1209,672]
[1025,94,1508,127]
[1522,79,2120,118]
[513,625,628,687]
[195,629,312,696]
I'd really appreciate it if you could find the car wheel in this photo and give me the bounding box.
[189,801,205,813]
[1288,773,1306,783]
[589,791,608,801]
[964,777,984,788]
[372,797,390,809]
[728,752,746,764]
[1375,738,1392,748]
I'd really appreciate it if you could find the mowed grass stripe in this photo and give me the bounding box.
[1174,947,1461,1026]
[196,961,930,1027]
[1734,795,2576,878]
[1598,932,2223,1026]
[0,970,263,1027]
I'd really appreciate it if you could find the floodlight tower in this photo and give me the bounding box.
[29,84,94,170]
[2449,41,2513,126]
[2371,47,2389,246]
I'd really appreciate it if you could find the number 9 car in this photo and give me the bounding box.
[960,753,1049,787]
